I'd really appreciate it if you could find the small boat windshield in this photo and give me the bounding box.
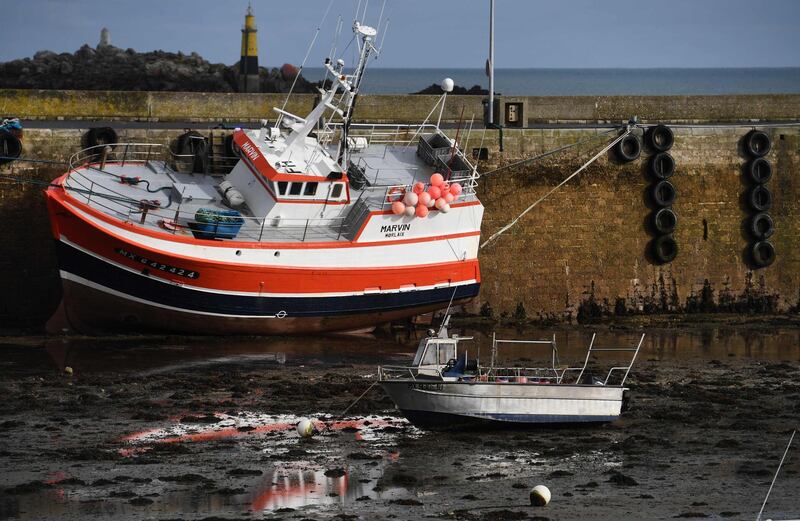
[412,339,457,367]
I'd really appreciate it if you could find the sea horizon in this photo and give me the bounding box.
[298,66,800,96]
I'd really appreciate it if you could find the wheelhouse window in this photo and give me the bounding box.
[330,183,344,199]
[303,182,318,196]
[420,343,439,366]
[438,342,456,364]
[276,181,288,195]
[289,182,303,196]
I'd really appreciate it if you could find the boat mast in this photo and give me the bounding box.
[336,22,378,168]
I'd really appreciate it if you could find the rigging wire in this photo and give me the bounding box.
[480,128,633,250]
[276,0,336,128]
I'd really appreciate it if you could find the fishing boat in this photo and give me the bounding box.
[378,317,644,429]
[44,19,483,334]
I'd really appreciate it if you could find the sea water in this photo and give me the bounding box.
[304,67,800,95]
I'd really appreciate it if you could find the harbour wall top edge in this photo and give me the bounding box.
[2,89,800,124]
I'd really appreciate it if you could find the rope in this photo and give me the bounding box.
[480,127,633,250]
[480,127,619,178]
[338,380,379,418]
[757,429,796,521]
[0,173,164,207]
[0,156,69,165]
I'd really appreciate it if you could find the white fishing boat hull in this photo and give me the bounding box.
[380,380,626,429]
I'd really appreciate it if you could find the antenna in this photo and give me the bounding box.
[487,0,495,126]
[756,430,796,521]
[437,287,459,337]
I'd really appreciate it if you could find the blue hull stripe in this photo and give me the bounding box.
[401,409,617,430]
[56,241,480,318]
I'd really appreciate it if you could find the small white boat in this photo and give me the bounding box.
[379,317,644,429]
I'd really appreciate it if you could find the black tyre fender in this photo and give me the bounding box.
[223,133,239,158]
[176,130,205,156]
[751,240,775,268]
[748,185,773,212]
[648,152,675,180]
[651,180,677,207]
[744,130,771,158]
[0,130,22,165]
[191,139,209,174]
[651,235,678,264]
[645,124,674,152]
[652,207,678,235]
[614,134,641,163]
[85,127,118,149]
[746,157,772,184]
[749,212,774,240]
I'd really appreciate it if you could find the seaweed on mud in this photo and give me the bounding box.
[388,498,423,506]
[606,470,638,486]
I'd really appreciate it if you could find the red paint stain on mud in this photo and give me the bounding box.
[118,416,395,457]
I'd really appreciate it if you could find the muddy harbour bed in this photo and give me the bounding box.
[0,323,799,521]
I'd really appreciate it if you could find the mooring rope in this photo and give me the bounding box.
[0,173,161,208]
[0,156,69,166]
[756,429,796,521]
[479,127,619,178]
[338,380,379,418]
[480,127,634,250]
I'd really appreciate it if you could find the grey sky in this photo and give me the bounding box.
[3,0,799,68]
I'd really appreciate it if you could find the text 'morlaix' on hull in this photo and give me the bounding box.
[44,17,484,335]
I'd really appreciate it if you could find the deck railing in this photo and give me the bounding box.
[64,140,479,244]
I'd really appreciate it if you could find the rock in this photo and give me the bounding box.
[33,50,56,61]
[606,471,639,486]
[323,468,346,478]
[413,83,489,95]
[0,45,317,93]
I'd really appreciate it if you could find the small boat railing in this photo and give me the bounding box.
[489,332,645,387]
[380,333,646,387]
[378,365,427,382]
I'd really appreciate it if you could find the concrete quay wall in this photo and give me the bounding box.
[1,98,799,327]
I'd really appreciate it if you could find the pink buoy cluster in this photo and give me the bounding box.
[389,173,463,218]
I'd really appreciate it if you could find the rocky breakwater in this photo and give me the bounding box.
[0,44,315,93]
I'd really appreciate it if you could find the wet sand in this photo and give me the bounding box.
[1,327,799,521]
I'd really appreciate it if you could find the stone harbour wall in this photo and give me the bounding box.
[3,89,800,124]
[464,126,800,320]
[1,95,799,328]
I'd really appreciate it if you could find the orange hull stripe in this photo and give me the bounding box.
[52,196,480,294]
